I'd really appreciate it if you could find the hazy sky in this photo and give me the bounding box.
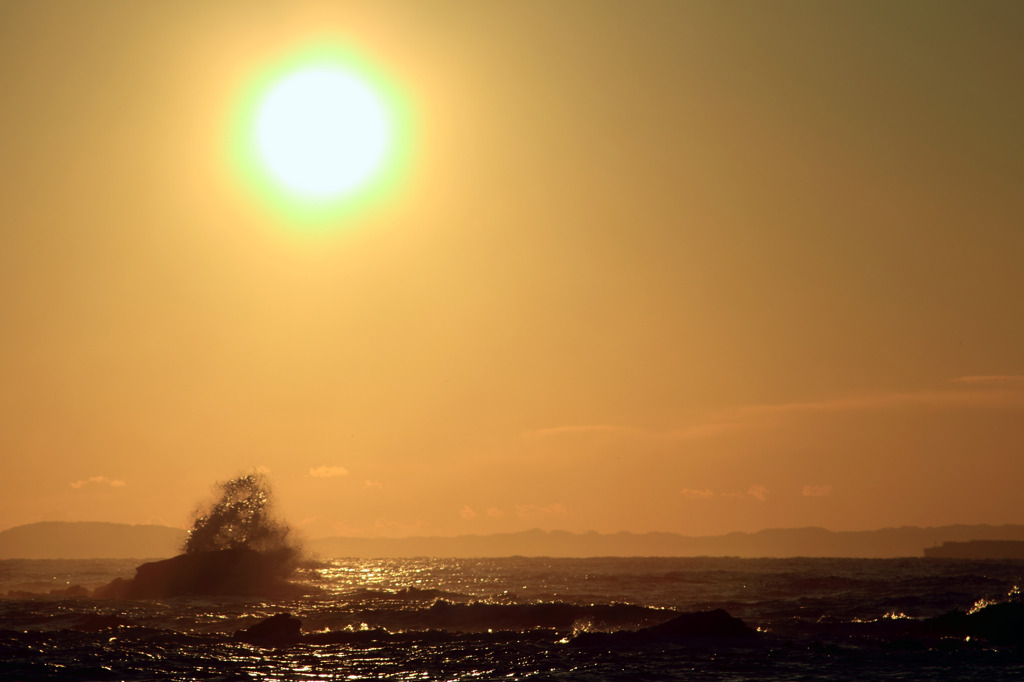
[2,1,1022,539]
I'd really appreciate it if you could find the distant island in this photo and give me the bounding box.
[0,522,186,559]
[5,521,1024,559]
[923,540,1024,559]
[306,525,1024,559]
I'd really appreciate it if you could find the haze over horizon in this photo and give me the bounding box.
[2,2,1022,541]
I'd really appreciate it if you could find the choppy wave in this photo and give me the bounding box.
[4,557,1024,680]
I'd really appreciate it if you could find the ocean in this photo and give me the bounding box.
[2,556,1024,680]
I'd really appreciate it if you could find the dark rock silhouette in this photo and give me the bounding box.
[93,548,300,599]
[923,602,1024,645]
[234,613,302,645]
[641,609,757,638]
[49,584,90,597]
[93,473,303,599]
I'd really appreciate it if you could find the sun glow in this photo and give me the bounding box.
[255,67,388,199]
[230,44,409,223]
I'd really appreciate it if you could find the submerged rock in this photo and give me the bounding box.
[923,602,1024,645]
[93,548,299,599]
[69,613,137,631]
[641,609,757,638]
[49,584,90,597]
[234,613,302,645]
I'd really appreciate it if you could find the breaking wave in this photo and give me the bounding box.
[183,472,301,575]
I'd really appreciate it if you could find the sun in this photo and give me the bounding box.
[229,44,409,222]
[255,67,388,199]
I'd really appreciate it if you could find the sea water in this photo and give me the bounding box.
[2,556,1024,680]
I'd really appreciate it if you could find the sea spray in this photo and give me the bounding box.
[93,473,305,598]
[184,472,301,579]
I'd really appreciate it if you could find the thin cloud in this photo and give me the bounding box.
[529,424,649,439]
[486,507,505,518]
[515,503,567,519]
[529,421,751,442]
[70,475,126,489]
[679,485,770,501]
[529,377,1024,446]
[737,374,1024,419]
[372,517,426,536]
[309,466,349,478]
[460,505,478,519]
[954,375,1024,385]
[802,484,833,497]
[737,387,1024,417]
[363,479,383,490]
[680,488,715,499]
[671,422,754,439]
[746,484,768,501]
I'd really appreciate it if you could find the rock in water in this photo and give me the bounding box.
[923,602,1024,645]
[642,609,757,638]
[93,548,296,599]
[235,613,302,645]
[69,613,138,631]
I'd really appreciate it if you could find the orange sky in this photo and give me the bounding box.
[2,1,1022,540]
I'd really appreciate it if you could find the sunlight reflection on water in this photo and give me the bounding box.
[6,557,1024,680]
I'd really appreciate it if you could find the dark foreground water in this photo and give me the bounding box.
[2,556,1024,680]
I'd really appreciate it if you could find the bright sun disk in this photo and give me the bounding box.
[254,66,389,200]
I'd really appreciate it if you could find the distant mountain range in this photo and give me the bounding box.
[306,525,1024,559]
[923,540,1024,559]
[5,521,1024,559]
[0,522,186,559]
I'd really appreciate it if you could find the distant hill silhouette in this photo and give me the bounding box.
[0,522,185,559]
[308,525,1024,559]
[924,540,1024,559]
[6,521,1024,559]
